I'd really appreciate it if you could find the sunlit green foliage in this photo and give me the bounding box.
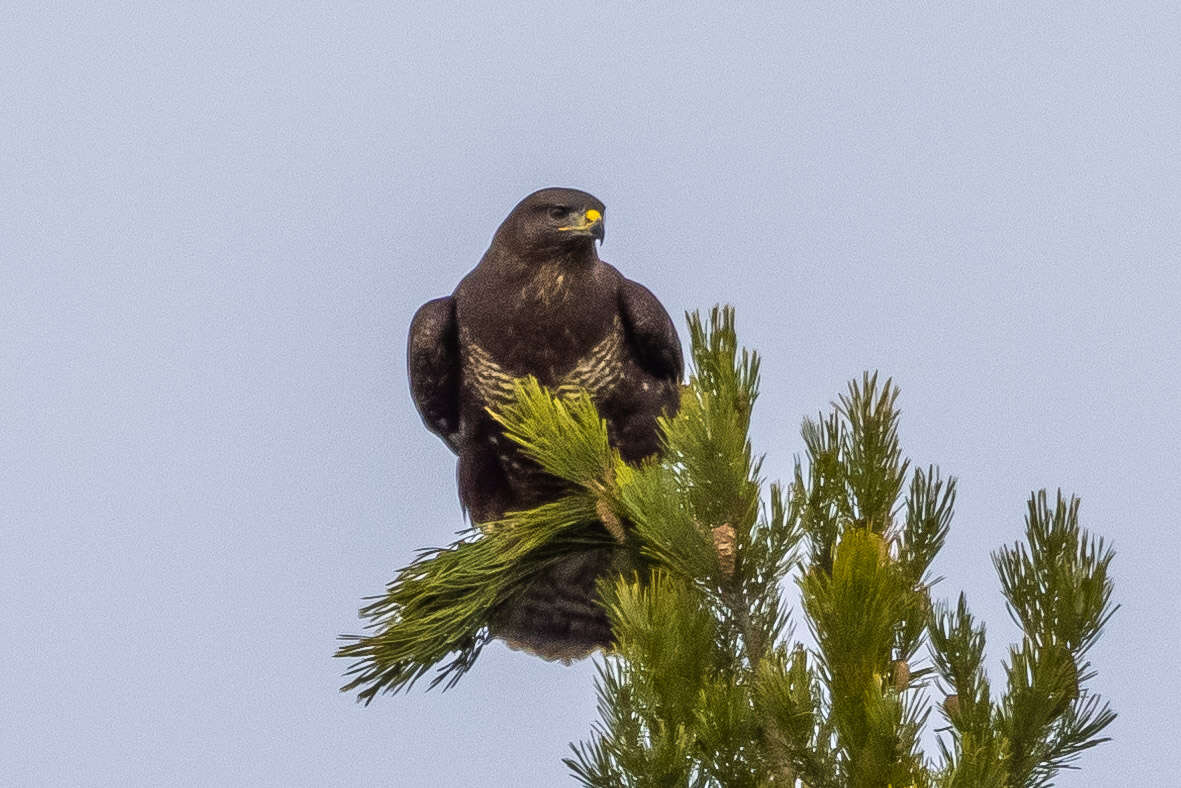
[337,306,1117,787]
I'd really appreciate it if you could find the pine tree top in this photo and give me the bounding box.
[338,306,1117,786]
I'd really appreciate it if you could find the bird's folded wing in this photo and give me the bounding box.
[408,295,462,452]
[619,278,684,381]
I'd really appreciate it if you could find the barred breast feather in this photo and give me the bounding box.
[460,316,626,407]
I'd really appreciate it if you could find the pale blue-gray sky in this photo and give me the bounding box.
[3,3,1178,785]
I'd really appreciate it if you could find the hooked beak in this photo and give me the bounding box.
[559,208,605,243]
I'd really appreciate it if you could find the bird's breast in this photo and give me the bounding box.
[459,315,627,409]
[553,316,626,399]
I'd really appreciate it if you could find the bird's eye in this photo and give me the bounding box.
[548,206,569,220]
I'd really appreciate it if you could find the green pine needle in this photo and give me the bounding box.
[336,493,606,702]
[337,304,1118,787]
[489,377,617,487]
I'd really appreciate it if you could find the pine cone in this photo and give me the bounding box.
[712,523,736,578]
[892,659,911,691]
[596,498,626,544]
[943,694,960,720]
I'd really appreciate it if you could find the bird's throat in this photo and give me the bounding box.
[519,259,591,308]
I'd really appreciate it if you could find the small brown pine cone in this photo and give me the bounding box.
[712,523,736,578]
[943,694,960,719]
[596,499,626,544]
[892,659,911,691]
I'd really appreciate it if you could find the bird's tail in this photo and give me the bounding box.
[488,547,614,663]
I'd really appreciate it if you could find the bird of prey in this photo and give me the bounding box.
[407,187,683,661]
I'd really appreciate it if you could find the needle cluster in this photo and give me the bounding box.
[338,307,1116,788]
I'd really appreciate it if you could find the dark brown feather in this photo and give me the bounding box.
[407,187,683,660]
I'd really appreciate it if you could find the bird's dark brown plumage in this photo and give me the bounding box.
[407,187,683,661]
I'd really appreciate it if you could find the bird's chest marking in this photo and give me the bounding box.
[521,264,572,306]
[461,316,626,406]
[555,317,626,399]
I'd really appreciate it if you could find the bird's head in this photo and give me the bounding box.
[495,187,606,260]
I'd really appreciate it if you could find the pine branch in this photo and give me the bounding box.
[929,594,1007,787]
[339,303,1118,788]
[801,529,928,787]
[992,491,1118,787]
[337,377,626,702]
[336,495,609,702]
[564,310,1117,786]
[994,492,1118,659]
[488,377,618,488]
[838,372,909,531]
[794,410,845,572]
[568,307,808,785]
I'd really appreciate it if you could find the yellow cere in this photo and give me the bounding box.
[585,209,602,222]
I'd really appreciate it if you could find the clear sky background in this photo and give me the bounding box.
[3,3,1178,786]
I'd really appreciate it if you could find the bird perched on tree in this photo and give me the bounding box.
[407,187,683,661]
